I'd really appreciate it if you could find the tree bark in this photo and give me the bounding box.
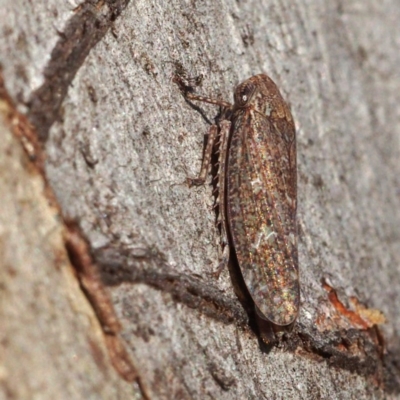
[1,0,400,399]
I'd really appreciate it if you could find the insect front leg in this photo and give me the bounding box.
[187,124,218,187]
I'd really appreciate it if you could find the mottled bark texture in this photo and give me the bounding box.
[1,1,400,399]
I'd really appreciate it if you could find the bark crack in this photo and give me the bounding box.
[27,0,130,141]
[96,246,392,387]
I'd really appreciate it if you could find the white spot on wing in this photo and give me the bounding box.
[251,225,277,249]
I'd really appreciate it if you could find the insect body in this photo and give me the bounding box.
[175,74,299,328]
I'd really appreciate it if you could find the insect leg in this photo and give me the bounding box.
[213,120,231,278]
[173,73,231,109]
[187,124,218,187]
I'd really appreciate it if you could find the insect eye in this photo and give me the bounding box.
[235,82,255,106]
[240,87,252,103]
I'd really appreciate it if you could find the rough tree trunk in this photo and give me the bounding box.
[1,1,400,399]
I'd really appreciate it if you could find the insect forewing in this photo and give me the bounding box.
[226,75,299,326]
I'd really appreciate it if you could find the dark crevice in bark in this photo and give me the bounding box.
[95,247,249,327]
[383,347,400,395]
[27,0,130,142]
[95,245,396,389]
[64,223,151,398]
[296,327,387,386]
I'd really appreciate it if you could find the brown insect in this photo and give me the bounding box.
[174,73,299,331]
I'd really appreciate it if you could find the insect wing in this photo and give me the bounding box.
[226,109,299,326]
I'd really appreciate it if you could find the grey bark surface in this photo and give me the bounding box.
[1,0,400,399]
[0,103,139,398]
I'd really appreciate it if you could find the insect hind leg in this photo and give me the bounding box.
[212,120,231,278]
[187,124,218,187]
